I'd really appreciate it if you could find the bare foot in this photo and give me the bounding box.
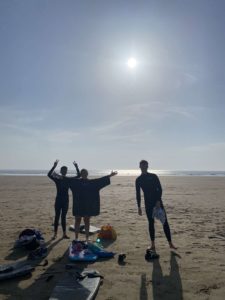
[147,245,156,251]
[63,234,70,239]
[52,234,57,240]
[169,242,177,250]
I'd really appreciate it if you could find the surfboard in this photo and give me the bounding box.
[69,241,97,262]
[49,269,102,300]
[0,260,34,281]
[87,242,115,258]
[69,225,100,234]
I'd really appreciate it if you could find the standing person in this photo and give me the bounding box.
[48,160,80,239]
[135,160,176,250]
[69,169,117,242]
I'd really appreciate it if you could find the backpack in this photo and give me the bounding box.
[17,229,44,250]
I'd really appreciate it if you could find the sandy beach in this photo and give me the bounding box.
[0,175,225,300]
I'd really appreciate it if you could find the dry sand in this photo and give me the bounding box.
[0,175,225,300]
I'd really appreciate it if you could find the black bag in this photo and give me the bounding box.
[18,229,41,250]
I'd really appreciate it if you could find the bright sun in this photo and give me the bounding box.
[127,57,137,69]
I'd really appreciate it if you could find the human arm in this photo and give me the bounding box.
[154,175,162,208]
[94,171,117,190]
[73,161,81,178]
[135,178,142,215]
[108,170,117,177]
[47,160,59,180]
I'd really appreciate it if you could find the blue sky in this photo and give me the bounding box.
[0,0,225,170]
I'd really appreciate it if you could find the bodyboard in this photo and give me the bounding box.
[69,225,100,234]
[49,269,101,300]
[0,260,34,281]
[87,242,115,258]
[69,242,97,262]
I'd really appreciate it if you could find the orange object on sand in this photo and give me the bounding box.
[97,224,117,240]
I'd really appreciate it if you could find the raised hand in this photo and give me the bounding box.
[109,170,118,177]
[73,161,78,167]
[53,160,59,168]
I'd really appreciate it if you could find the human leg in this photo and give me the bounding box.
[61,202,69,239]
[160,201,177,249]
[53,202,61,239]
[163,219,171,242]
[149,218,156,250]
[74,216,82,240]
[163,216,177,250]
[83,216,90,242]
[146,208,156,250]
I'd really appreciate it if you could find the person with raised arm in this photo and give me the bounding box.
[48,160,80,239]
[69,169,117,242]
[135,160,176,251]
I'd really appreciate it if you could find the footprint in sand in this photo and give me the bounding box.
[197,284,219,295]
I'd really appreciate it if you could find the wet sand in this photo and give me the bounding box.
[0,175,225,299]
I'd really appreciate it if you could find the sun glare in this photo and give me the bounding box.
[127,57,137,69]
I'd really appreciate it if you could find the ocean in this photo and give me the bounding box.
[0,169,225,177]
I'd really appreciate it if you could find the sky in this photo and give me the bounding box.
[0,0,225,171]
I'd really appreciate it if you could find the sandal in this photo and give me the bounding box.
[145,249,159,260]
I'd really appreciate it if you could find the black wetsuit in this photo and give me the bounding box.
[48,166,80,233]
[135,172,171,242]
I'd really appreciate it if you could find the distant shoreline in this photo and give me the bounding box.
[0,170,225,177]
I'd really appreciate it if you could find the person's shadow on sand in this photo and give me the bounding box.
[152,252,183,300]
[140,252,183,300]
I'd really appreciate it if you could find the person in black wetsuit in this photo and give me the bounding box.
[135,160,176,250]
[69,169,117,242]
[48,160,80,239]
